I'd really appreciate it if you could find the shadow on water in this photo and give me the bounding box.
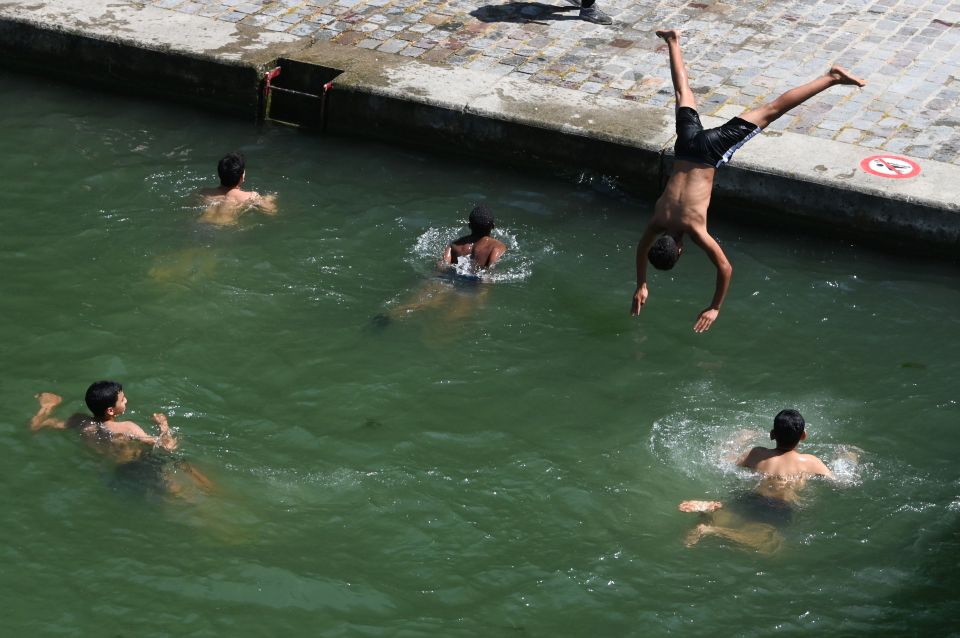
[470,2,581,24]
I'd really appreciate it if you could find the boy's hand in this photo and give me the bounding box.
[631,284,649,316]
[153,414,178,451]
[152,413,170,432]
[694,308,719,332]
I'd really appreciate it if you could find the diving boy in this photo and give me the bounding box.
[199,151,277,226]
[631,30,865,332]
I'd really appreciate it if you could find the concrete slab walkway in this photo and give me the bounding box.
[1,0,959,248]
[146,0,960,166]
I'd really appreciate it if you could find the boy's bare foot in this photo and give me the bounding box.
[31,392,64,430]
[35,392,63,410]
[829,65,866,87]
[679,500,723,513]
[685,523,712,547]
[655,29,680,43]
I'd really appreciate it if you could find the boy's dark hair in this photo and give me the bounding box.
[85,380,123,421]
[771,409,805,449]
[648,235,680,270]
[218,151,246,187]
[468,204,495,236]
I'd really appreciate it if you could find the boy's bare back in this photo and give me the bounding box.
[738,446,832,478]
[447,235,507,269]
[199,188,277,226]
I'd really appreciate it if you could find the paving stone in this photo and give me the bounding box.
[177,3,203,15]
[835,127,864,144]
[378,38,408,53]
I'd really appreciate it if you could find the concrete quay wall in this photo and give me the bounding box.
[0,0,957,254]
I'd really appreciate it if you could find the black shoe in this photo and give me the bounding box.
[580,6,612,24]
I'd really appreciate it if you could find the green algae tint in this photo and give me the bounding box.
[1,71,959,637]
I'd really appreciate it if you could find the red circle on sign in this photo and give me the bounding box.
[860,155,921,179]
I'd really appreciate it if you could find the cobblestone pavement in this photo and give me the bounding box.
[147,0,960,164]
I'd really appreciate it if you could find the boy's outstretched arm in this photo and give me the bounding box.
[152,413,179,452]
[631,224,661,316]
[723,429,762,462]
[807,454,835,479]
[736,447,764,469]
[254,193,278,215]
[689,229,732,333]
[30,392,66,430]
[488,242,507,268]
[112,414,178,452]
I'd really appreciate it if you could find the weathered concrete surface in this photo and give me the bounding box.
[0,0,304,115]
[290,41,673,188]
[0,0,958,251]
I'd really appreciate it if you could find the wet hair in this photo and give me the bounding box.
[468,204,495,236]
[218,151,246,187]
[85,380,123,421]
[771,409,805,449]
[648,235,680,270]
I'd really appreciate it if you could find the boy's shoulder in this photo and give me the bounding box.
[797,452,832,475]
[106,420,146,436]
[739,446,775,467]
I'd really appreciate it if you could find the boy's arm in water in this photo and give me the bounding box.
[30,392,66,430]
[802,453,834,479]
[631,222,662,316]
[253,192,278,215]
[443,237,480,267]
[111,414,179,452]
[485,240,507,268]
[736,446,767,469]
[688,227,732,333]
[723,429,762,462]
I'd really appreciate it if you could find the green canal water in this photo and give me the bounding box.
[1,72,958,636]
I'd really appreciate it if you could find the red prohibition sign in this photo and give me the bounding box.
[860,155,921,179]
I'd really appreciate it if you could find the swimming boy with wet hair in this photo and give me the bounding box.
[737,408,833,477]
[382,204,507,322]
[678,409,838,554]
[443,204,507,270]
[631,29,865,332]
[199,151,278,226]
[30,381,214,495]
[30,382,213,494]
[218,151,245,187]
[32,381,177,455]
